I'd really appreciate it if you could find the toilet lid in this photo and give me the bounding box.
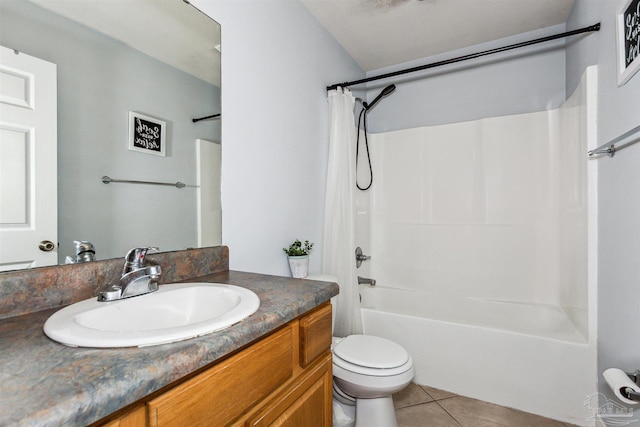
[333,335,409,369]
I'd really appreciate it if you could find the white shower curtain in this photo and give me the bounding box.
[323,88,362,337]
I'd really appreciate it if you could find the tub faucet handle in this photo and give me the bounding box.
[355,247,371,268]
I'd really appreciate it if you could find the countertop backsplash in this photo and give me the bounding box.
[0,246,229,319]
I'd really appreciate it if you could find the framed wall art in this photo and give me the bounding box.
[617,0,640,86]
[128,111,166,156]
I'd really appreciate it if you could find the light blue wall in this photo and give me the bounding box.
[188,3,640,421]
[567,0,640,421]
[188,1,640,423]
[363,25,568,133]
[192,0,364,276]
[566,2,600,95]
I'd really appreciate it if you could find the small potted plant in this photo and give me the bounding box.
[283,239,314,278]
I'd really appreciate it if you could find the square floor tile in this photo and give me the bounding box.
[397,401,462,427]
[437,396,577,427]
[394,383,434,409]
[420,385,457,401]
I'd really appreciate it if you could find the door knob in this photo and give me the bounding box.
[39,240,56,252]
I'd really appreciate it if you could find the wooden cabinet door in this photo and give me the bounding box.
[299,303,332,367]
[99,405,146,427]
[247,353,332,427]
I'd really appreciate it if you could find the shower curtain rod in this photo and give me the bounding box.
[326,23,600,91]
[192,113,221,123]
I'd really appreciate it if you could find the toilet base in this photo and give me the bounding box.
[355,395,397,427]
[332,398,356,427]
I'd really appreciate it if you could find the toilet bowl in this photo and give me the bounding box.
[331,334,414,427]
[306,274,414,427]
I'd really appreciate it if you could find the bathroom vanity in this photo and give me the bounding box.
[99,302,332,427]
[0,246,338,426]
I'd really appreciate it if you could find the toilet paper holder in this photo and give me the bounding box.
[622,370,640,402]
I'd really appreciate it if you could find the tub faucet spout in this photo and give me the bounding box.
[358,276,376,286]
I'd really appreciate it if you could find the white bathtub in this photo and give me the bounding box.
[359,285,596,425]
[360,286,586,342]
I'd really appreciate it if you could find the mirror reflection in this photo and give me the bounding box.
[0,0,221,270]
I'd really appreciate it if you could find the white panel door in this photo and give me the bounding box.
[196,139,221,246]
[0,45,57,270]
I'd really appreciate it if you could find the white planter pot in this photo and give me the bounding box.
[288,255,309,278]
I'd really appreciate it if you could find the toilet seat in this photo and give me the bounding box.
[333,335,413,377]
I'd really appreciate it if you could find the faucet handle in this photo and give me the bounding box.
[123,247,159,273]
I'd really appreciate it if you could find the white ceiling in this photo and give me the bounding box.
[28,0,221,86]
[301,0,575,72]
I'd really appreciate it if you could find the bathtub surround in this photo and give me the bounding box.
[357,67,598,424]
[366,73,595,333]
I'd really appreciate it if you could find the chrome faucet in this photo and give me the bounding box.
[65,240,96,264]
[98,247,161,301]
[358,276,376,286]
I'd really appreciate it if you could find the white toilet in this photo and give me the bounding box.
[307,275,414,427]
[332,335,414,427]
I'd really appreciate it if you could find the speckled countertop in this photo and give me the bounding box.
[0,271,338,427]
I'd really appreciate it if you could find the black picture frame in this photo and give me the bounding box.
[128,111,166,156]
[617,0,640,86]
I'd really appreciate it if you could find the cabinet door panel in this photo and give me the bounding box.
[247,353,332,427]
[148,326,293,427]
[270,376,325,427]
[99,405,145,427]
[299,303,332,367]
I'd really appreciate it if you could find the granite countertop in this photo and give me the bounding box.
[0,271,338,427]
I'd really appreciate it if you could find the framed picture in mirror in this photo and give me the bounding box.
[129,111,166,156]
[616,0,640,86]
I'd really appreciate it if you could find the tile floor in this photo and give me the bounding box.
[392,383,578,427]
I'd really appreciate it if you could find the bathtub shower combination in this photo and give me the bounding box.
[356,67,598,424]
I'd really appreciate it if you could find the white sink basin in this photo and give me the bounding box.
[43,283,260,348]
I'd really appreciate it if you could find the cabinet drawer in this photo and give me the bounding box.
[299,303,332,367]
[147,326,293,427]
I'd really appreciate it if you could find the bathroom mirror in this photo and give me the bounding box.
[0,0,221,269]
